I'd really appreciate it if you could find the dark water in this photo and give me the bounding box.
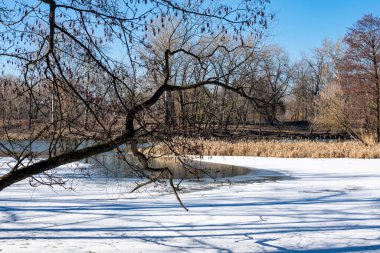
[0,140,291,182]
[87,154,250,180]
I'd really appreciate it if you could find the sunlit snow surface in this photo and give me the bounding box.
[1,157,380,252]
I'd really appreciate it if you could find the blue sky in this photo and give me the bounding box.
[267,0,380,61]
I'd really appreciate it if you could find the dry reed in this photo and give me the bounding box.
[153,139,380,158]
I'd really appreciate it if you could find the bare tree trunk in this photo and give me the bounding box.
[28,92,33,130]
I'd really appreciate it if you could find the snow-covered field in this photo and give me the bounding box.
[1,157,380,252]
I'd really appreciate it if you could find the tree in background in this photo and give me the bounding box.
[289,60,314,121]
[259,45,292,124]
[290,40,335,123]
[342,14,380,143]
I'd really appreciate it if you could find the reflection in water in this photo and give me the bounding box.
[0,139,292,185]
[88,153,250,180]
[85,153,293,195]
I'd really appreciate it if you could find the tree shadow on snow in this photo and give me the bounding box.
[0,190,380,252]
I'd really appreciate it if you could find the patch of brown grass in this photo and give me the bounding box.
[153,139,380,158]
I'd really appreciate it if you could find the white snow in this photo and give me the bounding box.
[1,156,380,252]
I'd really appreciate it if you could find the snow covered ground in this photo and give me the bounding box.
[1,156,380,252]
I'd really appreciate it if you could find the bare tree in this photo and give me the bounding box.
[342,14,380,143]
[0,0,271,206]
[290,39,343,126]
[259,45,292,124]
[313,81,367,142]
[289,61,314,121]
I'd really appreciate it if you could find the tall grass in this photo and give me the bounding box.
[153,139,380,158]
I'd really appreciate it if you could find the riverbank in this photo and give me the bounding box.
[1,157,380,252]
[153,139,380,158]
